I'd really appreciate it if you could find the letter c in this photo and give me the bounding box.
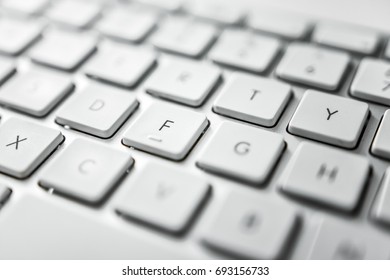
[78,159,96,174]
[89,99,105,111]
[234,141,251,155]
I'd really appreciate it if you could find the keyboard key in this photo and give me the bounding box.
[213,72,292,127]
[145,57,221,106]
[288,90,369,148]
[2,0,49,15]
[197,122,285,184]
[0,195,190,259]
[46,0,101,29]
[151,16,217,57]
[309,218,390,259]
[122,102,208,160]
[116,162,210,234]
[209,29,281,73]
[96,7,157,43]
[0,184,12,208]
[136,0,183,12]
[56,83,138,138]
[0,18,43,55]
[313,23,379,55]
[280,142,370,212]
[276,43,350,90]
[372,167,390,226]
[0,57,15,84]
[0,67,73,117]
[371,110,390,159]
[202,191,298,259]
[84,41,156,87]
[29,29,97,71]
[0,118,63,178]
[248,9,311,40]
[350,58,390,106]
[39,139,133,204]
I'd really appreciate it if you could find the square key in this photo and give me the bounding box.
[56,83,138,138]
[213,72,291,127]
[39,139,133,204]
[116,162,210,234]
[122,101,209,160]
[197,121,285,184]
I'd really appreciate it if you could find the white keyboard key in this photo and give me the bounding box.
[276,43,350,90]
[96,7,157,43]
[56,83,138,138]
[0,67,73,117]
[29,29,97,71]
[0,18,43,55]
[122,102,208,160]
[313,23,379,55]
[187,1,245,25]
[371,110,390,159]
[84,41,156,87]
[209,29,281,73]
[213,72,291,127]
[203,191,298,259]
[288,90,369,148]
[372,167,390,226]
[151,16,217,57]
[0,118,63,178]
[46,0,101,29]
[197,122,284,184]
[116,162,210,234]
[309,218,390,259]
[0,57,15,84]
[145,57,221,106]
[39,139,133,204]
[136,0,183,12]
[280,142,370,212]
[2,0,49,15]
[350,58,390,106]
[248,10,310,39]
[0,184,12,207]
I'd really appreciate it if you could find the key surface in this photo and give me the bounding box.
[197,121,285,184]
[122,101,208,160]
[39,138,133,204]
[350,58,390,106]
[29,29,97,71]
[116,162,210,234]
[372,167,390,226]
[145,57,221,106]
[280,142,370,212]
[56,83,138,138]
[84,41,156,87]
[213,72,291,127]
[276,43,350,90]
[0,67,73,117]
[209,29,281,73]
[288,90,369,148]
[202,191,298,259]
[0,118,63,178]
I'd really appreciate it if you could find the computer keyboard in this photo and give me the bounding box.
[0,0,390,260]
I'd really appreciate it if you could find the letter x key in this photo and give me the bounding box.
[6,135,27,150]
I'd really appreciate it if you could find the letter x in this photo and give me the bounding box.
[6,135,27,150]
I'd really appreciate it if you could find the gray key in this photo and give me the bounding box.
[197,121,285,184]
[145,57,221,107]
[280,142,370,212]
[209,29,281,73]
[276,43,350,90]
[350,58,390,106]
[122,102,208,160]
[0,195,192,259]
[372,167,390,226]
[84,41,156,87]
[309,218,390,259]
[372,110,390,159]
[39,138,133,204]
[56,83,138,138]
[0,57,15,84]
[29,29,97,71]
[202,191,298,259]
[0,118,64,178]
[116,162,210,234]
[213,72,292,127]
[0,184,12,208]
[288,90,369,148]
[0,67,73,117]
